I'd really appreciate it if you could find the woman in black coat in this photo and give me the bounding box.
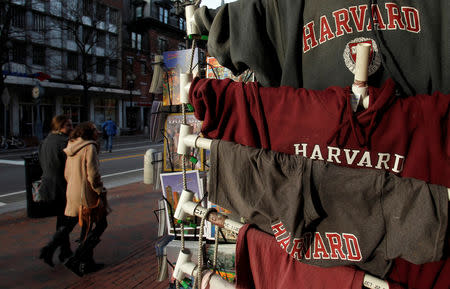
[38,115,73,266]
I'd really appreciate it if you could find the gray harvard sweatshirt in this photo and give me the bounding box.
[194,0,449,96]
[209,140,448,278]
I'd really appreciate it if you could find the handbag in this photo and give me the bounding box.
[78,196,108,227]
[31,179,43,202]
[78,149,110,240]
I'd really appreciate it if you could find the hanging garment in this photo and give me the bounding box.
[236,224,405,289]
[209,139,448,278]
[193,1,449,96]
[189,77,450,287]
[189,77,450,188]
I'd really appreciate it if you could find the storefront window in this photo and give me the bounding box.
[62,95,81,126]
[63,106,80,126]
[94,97,116,127]
[19,104,33,137]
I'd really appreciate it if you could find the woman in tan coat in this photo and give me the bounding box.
[40,122,108,277]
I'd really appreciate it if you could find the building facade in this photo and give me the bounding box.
[121,0,188,135]
[0,0,128,140]
[0,0,189,140]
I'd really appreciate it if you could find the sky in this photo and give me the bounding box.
[200,0,237,9]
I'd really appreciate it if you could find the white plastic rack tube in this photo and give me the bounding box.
[177,124,212,156]
[352,43,371,109]
[174,189,243,233]
[173,248,198,281]
[185,5,200,36]
[173,250,235,288]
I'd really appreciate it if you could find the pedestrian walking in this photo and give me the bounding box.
[101,118,117,152]
[39,122,109,276]
[64,121,109,276]
[38,115,74,266]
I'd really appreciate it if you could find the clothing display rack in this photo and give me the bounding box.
[165,2,449,289]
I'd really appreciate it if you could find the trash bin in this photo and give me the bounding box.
[23,153,56,218]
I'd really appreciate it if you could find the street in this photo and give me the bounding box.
[0,135,163,214]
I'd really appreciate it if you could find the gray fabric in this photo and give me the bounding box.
[209,139,448,278]
[195,0,449,95]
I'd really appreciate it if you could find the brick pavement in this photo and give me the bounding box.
[0,182,170,289]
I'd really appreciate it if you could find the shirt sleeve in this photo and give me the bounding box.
[85,144,103,195]
[202,0,283,87]
[189,77,271,149]
[382,172,448,264]
[209,139,320,234]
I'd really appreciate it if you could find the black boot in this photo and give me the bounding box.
[83,259,105,274]
[65,256,84,277]
[66,236,103,276]
[39,230,65,267]
[58,235,73,262]
[39,245,56,267]
[59,246,73,263]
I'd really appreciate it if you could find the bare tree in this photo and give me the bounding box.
[55,0,121,122]
[0,0,19,96]
[1,0,121,127]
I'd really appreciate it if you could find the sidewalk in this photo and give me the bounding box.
[0,182,170,289]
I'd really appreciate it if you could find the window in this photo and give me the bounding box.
[12,44,26,64]
[83,26,94,43]
[159,7,168,24]
[83,0,93,16]
[97,31,106,48]
[11,6,26,28]
[85,55,93,72]
[131,32,136,49]
[135,6,143,19]
[67,52,78,70]
[66,22,77,40]
[32,46,45,65]
[131,32,142,50]
[96,57,105,74]
[127,56,133,66]
[110,9,119,25]
[96,3,106,21]
[109,59,118,77]
[137,34,142,50]
[140,61,147,74]
[179,18,185,31]
[109,34,118,50]
[33,13,46,33]
[158,37,168,53]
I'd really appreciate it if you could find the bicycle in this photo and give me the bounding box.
[0,136,8,150]
[2,135,26,149]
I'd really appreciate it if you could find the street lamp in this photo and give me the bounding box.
[126,72,136,107]
[32,83,44,141]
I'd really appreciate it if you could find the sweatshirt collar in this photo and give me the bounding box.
[326,78,397,148]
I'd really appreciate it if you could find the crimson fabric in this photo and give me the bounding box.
[189,77,450,288]
[236,224,367,289]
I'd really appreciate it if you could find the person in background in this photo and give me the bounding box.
[39,115,74,267]
[63,121,109,276]
[101,118,116,153]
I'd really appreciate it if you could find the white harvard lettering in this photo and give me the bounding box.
[293,143,405,174]
[303,3,421,53]
[272,222,363,262]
